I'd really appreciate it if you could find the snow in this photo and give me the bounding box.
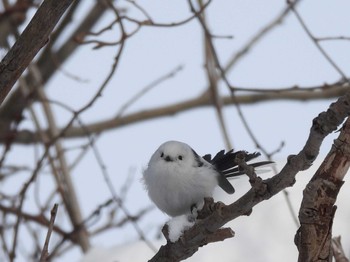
[167,215,195,243]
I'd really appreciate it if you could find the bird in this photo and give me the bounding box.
[143,140,272,217]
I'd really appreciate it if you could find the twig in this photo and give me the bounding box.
[224,0,300,72]
[0,203,70,241]
[39,204,59,262]
[90,206,154,236]
[119,167,137,201]
[232,80,348,93]
[33,66,91,251]
[316,36,350,42]
[332,236,350,262]
[121,0,212,28]
[0,219,11,261]
[125,0,153,22]
[289,2,348,82]
[198,0,232,149]
[79,120,157,251]
[81,199,114,228]
[68,140,94,172]
[82,26,141,50]
[116,65,184,117]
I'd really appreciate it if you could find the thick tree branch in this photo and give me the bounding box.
[0,0,74,105]
[0,0,109,139]
[295,117,350,261]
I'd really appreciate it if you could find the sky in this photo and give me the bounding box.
[1,0,350,261]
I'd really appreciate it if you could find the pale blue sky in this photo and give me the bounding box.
[2,1,350,261]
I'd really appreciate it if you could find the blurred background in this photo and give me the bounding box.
[0,0,349,261]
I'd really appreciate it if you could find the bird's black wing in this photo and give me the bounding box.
[191,149,205,167]
[202,154,212,162]
[193,149,235,194]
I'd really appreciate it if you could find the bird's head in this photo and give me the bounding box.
[150,141,196,169]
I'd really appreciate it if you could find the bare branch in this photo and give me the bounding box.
[225,0,301,72]
[116,65,184,117]
[121,0,212,28]
[39,203,59,262]
[0,0,74,105]
[0,203,71,241]
[317,36,350,42]
[199,0,232,149]
[295,117,350,261]
[35,72,91,251]
[0,0,110,139]
[5,84,349,144]
[332,236,350,262]
[289,1,348,82]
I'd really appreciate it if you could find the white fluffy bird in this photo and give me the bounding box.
[143,141,272,217]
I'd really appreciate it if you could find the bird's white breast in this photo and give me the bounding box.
[143,160,218,217]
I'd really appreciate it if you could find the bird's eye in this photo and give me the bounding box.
[178,155,183,160]
[160,152,164,158]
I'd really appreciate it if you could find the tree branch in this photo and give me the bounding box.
[5,84,348,144]
[149,90,350,262]
[0,203,72,242]
[0,0,109,139]
[332,236,350,262]
[36,82,91,251]
[295,117,350,261]
[39,203,59,262]
[0,0,74,105]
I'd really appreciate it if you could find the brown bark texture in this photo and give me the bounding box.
[0,0,74,104]
[296,117,350,262]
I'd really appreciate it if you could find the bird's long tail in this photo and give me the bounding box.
[203,150,273,178]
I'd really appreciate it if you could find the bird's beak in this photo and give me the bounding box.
[164,155,173,162]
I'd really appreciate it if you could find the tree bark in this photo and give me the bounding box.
[295,117,350,261]
[0,0,74,104]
